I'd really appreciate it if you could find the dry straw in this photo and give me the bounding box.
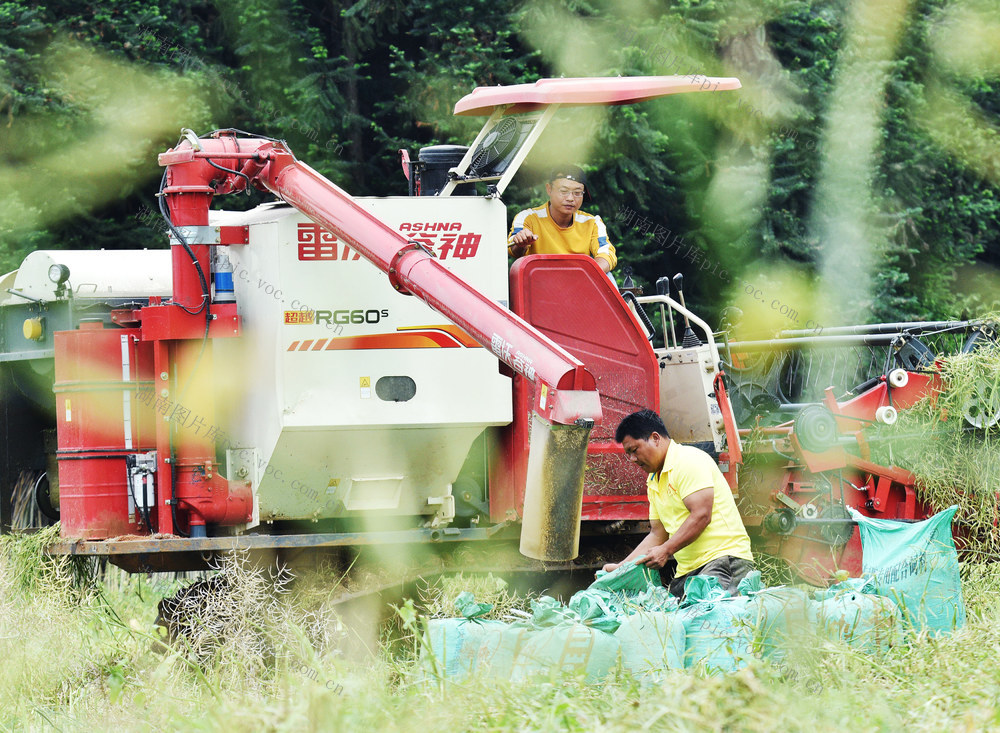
[875,331,1000,557]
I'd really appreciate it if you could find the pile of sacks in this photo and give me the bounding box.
[423,506,965,681]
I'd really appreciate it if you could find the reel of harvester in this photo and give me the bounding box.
[725,321,996,584]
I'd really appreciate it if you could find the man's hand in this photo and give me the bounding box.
[638,543,673,569]
[510,227,537,245]
[601,562,621,573]
[509,227,537,252]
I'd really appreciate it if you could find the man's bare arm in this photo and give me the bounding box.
[639,487,714,568]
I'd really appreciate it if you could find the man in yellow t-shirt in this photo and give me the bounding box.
[603,409,754,598]
[507,166,617,273]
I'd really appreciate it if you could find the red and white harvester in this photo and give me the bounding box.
[2,76,989,581]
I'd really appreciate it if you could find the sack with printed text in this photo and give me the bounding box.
[849,505,965,636]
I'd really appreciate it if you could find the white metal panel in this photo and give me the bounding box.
[5,250,172,303]
[215,196,512,520]
[657,345,724,445]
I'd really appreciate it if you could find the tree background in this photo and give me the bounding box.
[1,0,998,333]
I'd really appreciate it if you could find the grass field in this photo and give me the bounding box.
[2,528,998,733]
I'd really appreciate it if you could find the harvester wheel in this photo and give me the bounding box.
[962,381,1000,430]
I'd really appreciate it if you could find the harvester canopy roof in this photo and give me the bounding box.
[453,75,742,116]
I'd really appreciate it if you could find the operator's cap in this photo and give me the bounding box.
[549,165,592,201]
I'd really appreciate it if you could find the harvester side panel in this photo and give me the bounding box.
[54,323,155,538]
[657,345,725,445]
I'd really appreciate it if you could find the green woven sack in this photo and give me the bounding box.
[849,505,965,636]
[590,557,663,593]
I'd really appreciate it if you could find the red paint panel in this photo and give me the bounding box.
[139,303,240,342]
[581,495,649,521]
[219,226,249,245]
[54,325,156,539]
[491,255,659,521]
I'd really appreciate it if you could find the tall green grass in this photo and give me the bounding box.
[1,535,999,732]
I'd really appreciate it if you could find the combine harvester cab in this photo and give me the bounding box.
[9,76,750,574]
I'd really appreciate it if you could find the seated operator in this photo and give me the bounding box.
[604,409,755,598]
[507,166,617,273]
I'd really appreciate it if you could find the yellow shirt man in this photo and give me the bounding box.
[507,166,617,272]
[605,408,755,598]
[647,441,753,575]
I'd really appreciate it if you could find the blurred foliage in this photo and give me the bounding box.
[0,0,997,325]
